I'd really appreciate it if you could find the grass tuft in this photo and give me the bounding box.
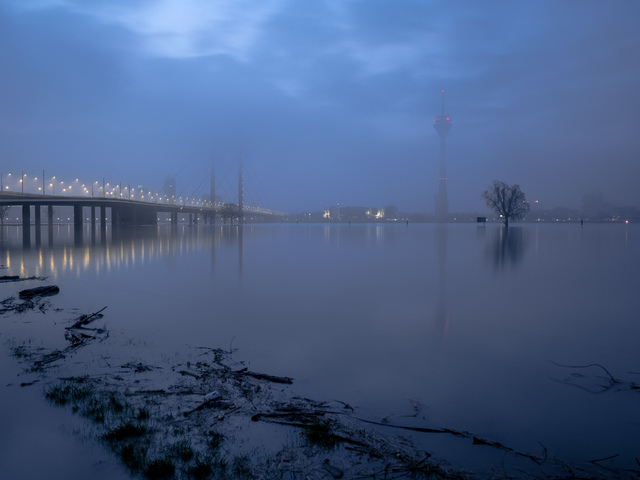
[187,456,213,480]
[206,431,224,452]
[232,455,253,478]
[144,457,175,479]
[303,419,341,450]
[167,439,194,462]
[102,421,148,442]
[81,400,106,423]
[137,407,151,421]
[44,383,92,406]
[108,394,125,413]
[118,443,147,472]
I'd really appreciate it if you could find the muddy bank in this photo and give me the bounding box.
[2,287,637,479]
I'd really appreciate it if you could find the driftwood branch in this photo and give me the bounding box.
[18,285,59,298]
[1,275,47,283]
[550,361,618,386]
[183,392,225,417]
[233,367,293,384]
[66,306,107,329]
[589,453,620,464]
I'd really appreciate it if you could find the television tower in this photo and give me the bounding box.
[238,159,244,219]
[433,90,452,219]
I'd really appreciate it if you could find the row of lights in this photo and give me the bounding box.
[0,172,218,207]
[0,172,280,214]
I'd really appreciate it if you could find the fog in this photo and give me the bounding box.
[1,1,639,213]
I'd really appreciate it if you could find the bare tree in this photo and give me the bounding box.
[481,180,529,227]
[220,203,239,225]
[0,205,10,226]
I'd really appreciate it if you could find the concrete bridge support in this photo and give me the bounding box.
[48,205,54,245]
[22,205,30,246]
[100,206,107,235]
[74,204,83,245]
[34,206,41,246]
[90,206,96,243]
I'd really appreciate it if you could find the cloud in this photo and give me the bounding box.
[17,0,284,60]
[3,0,640,211]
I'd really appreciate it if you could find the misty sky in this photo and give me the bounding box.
[1,0,639,213]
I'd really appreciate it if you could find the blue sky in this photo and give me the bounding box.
[1,0,639,213]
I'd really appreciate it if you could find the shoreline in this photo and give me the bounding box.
[2,286,634,479]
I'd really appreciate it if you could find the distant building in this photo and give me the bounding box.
[320,205,398,222]
[581,193,607,220]
[384,205,398,219]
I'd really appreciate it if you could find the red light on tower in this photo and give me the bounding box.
[446,117,450,121]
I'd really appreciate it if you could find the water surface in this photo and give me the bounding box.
[1,222,638,477]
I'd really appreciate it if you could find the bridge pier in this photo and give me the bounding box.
[74,204,83,245]
[34,205,41,246]
[48,205,54,245]
[100,206,107,240]
[91,206,96,243]
[22,205,30,246]
[170,212,178,226]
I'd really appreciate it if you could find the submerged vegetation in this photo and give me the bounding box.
[37,355,479,479]
[4,288,638,479]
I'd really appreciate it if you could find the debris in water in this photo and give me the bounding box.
[18,285,60,298]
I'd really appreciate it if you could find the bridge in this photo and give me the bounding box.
[0,166,286,246]
[0,193,218,246]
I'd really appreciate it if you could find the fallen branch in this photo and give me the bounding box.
[472,436,513,452]
[0,275,20,282]
[234,367,293,384]
[66,306,107,329]
[589,453,620,464]
[19,285,60,298]
[354,416,467,436]
[183,394,224,417]
[125,389,198,396]
[1,275,47,283]
[251,411,328,422]
[551,361,618,387]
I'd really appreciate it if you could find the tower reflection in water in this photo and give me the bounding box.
[434,223,450,337]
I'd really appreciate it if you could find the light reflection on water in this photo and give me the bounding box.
[1,222,639,476]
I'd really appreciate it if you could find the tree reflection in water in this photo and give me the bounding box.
[486,226,528,271]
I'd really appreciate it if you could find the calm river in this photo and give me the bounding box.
[0,222,638,478]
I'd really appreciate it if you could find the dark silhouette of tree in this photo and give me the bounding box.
[220,203,239,225]
[0,205,10,226]
[481,180,529,227]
